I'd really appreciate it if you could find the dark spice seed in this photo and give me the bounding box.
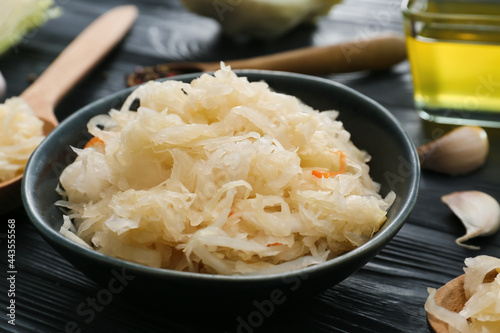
[27,72,38,84]
[129,98,140,111]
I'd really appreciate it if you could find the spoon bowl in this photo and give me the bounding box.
[427,275,467,333]
[0,5,137,214]
[427,270,498,333]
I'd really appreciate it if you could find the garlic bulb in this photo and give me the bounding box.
[180,0,342,39]
[417,126,489,175]
[442,191,500,250]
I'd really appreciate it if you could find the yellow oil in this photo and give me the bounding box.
[407,32,500,112]
[404,0,500,125]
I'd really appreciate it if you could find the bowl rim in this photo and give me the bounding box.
[22,70,420,282]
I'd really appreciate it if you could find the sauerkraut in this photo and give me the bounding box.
[0,97,45,183]
[57,65,395,275]
[425,255,500,333]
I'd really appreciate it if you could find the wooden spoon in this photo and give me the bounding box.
[126,34,407,86]
[0,5,138,214]
[427,270,498,333]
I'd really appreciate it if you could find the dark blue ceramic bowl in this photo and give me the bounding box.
[22,71,419,312]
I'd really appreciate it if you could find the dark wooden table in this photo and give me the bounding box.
[1,0,499,332]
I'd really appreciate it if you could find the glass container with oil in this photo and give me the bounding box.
[402,0,500,127]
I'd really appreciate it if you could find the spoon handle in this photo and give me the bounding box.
[21,5,138,129]
[224,35,407,75]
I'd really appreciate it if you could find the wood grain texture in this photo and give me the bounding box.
[1,0,500,332]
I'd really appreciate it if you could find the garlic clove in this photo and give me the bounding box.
[417,126,489,175]
[0,70,6,100]
[441,191,500,250]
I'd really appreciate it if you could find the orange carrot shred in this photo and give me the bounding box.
[84,137,104,148]
[267,242,283,247]
[311,170,327,178]
[84,137,105,153]
[312,150,347,178]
